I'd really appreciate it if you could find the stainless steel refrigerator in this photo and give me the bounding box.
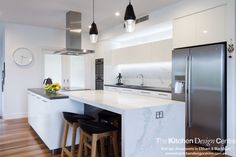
[172,43,226,151]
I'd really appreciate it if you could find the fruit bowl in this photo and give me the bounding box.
[43,83,61,93]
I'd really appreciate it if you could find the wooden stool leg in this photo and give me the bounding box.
[84,137,88,156]
[100,138,105,157]
[107,137,111,157]
[71,123,77,157]
[112,131,119,157]
[91,134,98,157]
[78,129,84,157]
[61,122,69,157]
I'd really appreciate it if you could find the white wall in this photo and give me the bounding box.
[0,23,4,117]
[3,24,65,119]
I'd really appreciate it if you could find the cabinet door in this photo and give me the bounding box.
[173,5,226,48]
[195,6,226,45]
[44,54,62,84]
[173,15,196,48]
[61,56,71,87]
[112,39,172,65]
[28,93,34,126]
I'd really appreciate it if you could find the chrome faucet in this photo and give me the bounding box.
[136,74,144,86]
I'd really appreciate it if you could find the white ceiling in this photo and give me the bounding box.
[0,0,180,32]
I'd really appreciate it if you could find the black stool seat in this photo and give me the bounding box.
[79,120,117,134]
[98,110,121,121]
[63,112,94,123]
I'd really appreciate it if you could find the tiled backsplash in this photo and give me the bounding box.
[117,62,172,88]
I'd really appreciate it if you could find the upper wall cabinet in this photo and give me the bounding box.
[173,5,226,48]
[111,39,172,65]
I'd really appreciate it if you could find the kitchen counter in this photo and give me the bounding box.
[104,84,171,93]
[28,88,69,100]
[65,90,181,114]
[64,90,185,157]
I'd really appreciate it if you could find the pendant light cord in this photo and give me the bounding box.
[93,0,95,22]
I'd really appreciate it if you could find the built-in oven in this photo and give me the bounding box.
[95,58,104,90]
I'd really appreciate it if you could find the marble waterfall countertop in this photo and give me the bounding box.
[62,90,183,114]
[63,90,185,157]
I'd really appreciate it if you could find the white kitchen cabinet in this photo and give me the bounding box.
[104,86,171,99]
[44,54,62,85]
[173,15,196,48]
[194,6,226,45]
[136,90,171,99]
[119,88,137,94]
[27,91,84,150]
[111,39,172,65]
[61,55,71,87]
[173,5,226,48]
[44,54,95,89]
[104,86,120,92]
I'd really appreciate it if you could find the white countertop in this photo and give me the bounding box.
[63,90,184,114]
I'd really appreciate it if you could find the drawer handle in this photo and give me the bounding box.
[158,93,168,96]
[141,91,151,94]
[42,100,48,103]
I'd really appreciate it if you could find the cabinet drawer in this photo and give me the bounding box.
[104,86,118,92]
[136,90,171,99]
[154,92,171,99]
[119,88,136,94]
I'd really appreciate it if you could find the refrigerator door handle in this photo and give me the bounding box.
[185,56,189,127]
[188,56,192,128]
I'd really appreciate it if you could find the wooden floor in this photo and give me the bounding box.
[0,118,60,157]
[0,118,230,157]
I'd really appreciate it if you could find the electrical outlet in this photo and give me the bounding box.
[156,111,164,119]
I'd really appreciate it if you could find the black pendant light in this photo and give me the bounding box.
[124,0,136,32]
[89,0,98,43]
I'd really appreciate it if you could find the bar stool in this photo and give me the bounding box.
[98,110,121,156]
[78,120,119,157]
[61,112,94,157]
[98,110,121,127]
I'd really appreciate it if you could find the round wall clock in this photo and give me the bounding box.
[13,48,33,66]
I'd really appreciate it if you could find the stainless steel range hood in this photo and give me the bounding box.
[54,11,95,55]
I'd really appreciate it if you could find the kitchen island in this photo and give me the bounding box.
[64,90,185,157]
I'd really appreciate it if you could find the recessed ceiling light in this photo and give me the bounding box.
[115,12,120,16]
[203,30,208,34]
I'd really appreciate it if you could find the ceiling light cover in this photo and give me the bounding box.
[124,1,136,32]
[125,19,136,32]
